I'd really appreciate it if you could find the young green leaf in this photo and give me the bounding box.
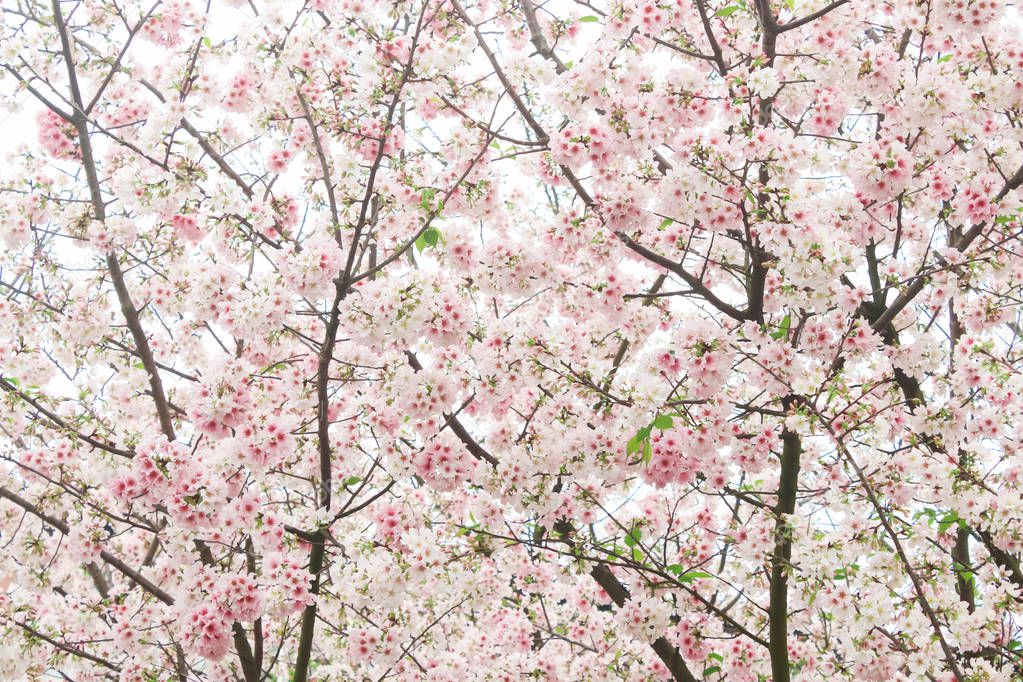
[652,414,674,430]
[937,511,961,535]
[770,314,791,340]
[676,570,712,583]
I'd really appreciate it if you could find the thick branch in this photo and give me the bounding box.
[693,0,728,75]
[590,561,699,682]
[13,619,121,672]
[776,0,849,32]
[451,0,549,143]
[768,428,801,682]
[0,486,174,605]
[293,9,429,681]
[615,231,748,321]
[519,0,568,74]
[405,352,499,466]
[871,163,1023,332]
[0,377,133,458]
[51,0,176,442]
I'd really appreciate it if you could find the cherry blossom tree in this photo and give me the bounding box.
[1,0,1022,679]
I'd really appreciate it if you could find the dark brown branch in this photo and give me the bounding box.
[451,0,549,144]
[589,559,699,682]
[13,619,121,672]
[519,0,568,74]
[615,231,748,321]
[51,0,176,442]
[768,427,800,682]
[871,163,1023,332]
[862,285,1023,610]
[137,77,256,200]
[404,352,499,467]
[0,377,134,458]
[232,623,260,682]
[975,527,1023,591]
[776,0,849,32]
[179,119,255,198]
[297,89,341,230]
[694,0,728,75]
[84,2,159,113]
[85,561,111,599]
[105,255,177,440]
[293,7,430,680]
[0,486,174,605]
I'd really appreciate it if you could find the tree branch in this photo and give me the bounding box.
[0,486,174,605]
[768,427,800,682]
[615,231,748,321]
[51,0,176,442]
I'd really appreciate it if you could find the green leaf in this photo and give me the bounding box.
[954,561,976,588]
[578,14,600,22]
[624,526,642,547]
[770,314,791,340]
[628,425,654,462]
[937,511,960,534]
[667,564,685,575]
[913,508,937,524]
[676,570,712,583]
[415,227,442,252]
[420,187,440,212]
[658,218,674,230]
[714,5,741,16]
[652,414,674,430]
[707,653,724,662]
[342,476,362,487]
[202,36,212,48]
[703,666,721,676]
[936,53,953,63]
[832,562,860,581]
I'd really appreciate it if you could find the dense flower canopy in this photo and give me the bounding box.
[1,0,1023,679]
